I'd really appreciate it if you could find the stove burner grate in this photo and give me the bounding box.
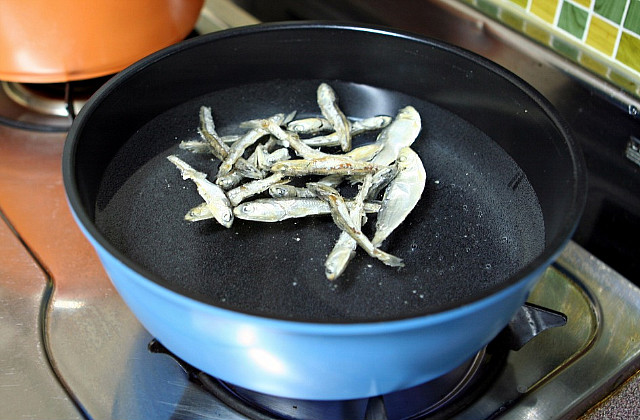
[0,76,111,132]
[148,303,566,420]
[197,344,508,420]
[150,338,509,420]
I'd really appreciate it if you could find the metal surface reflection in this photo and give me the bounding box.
[0,214,80,418]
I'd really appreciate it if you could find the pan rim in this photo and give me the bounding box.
[62,21,587,324]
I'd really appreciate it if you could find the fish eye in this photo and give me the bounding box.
[242,204,254,213]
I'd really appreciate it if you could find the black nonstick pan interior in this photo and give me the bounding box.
[67,23,585,323]
[94,78,544,322]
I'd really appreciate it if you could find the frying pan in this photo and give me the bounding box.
[62,22,586,400]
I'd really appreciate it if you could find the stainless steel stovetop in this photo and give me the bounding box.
[1,1,639,419]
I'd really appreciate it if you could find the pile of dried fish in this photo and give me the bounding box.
[167,83,426,280]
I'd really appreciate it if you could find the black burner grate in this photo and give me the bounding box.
[148,303,566,420]
[149,337,509,420]
[0,76,111,132]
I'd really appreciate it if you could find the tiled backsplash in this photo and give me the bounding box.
[464,0,640,97]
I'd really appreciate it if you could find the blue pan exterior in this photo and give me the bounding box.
[72,206,548,400]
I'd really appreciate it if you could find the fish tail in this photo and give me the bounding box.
[373,248,404,267]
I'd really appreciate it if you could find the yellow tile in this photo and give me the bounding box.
[579,53,610,76]
[530,0,559,24]
[586,15,619,56]
[608,70,638,91]
[506,0,528,8]
[572,0,591,8]
[524,22,552,44]
[616,32,640,72]
[500,8,526,29]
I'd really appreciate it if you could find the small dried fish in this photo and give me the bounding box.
[367,166,398,200]
[271,155,385,177]
[268,184,316,199]
[215,144,267,190]
[178,106,230,156]
[353,115,393,132]
[167,155,233,228]
[310,144,381,196]
[289,115,391,140]
[371,106,422,166]
[257,147,291,170]
[234,197,381,222]
[287,117,333,135]
[372,147,426,247]
[324,174,374,280]
[316,174,345,188]
[226,173,287,207]
[184,202,212,222]
[295,135,383,162]
[218,113,288,178]
[307,183,403,268]
[239,110,297,130]
[216,170,245,190]
[260,119,326,159]
[217,128,268,178]
[198,106,229,160]
[220,134,243,144]
[344,143,382,162]
[198,106,262,179]
[317,83,352,152]
[179,139,212,154]
[303,116,393,147]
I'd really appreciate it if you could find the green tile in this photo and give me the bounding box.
[594,0,627,24]
[558,1,589,39]
[552,36,581,60]
[477,0,500,17]
[624,0,640,34]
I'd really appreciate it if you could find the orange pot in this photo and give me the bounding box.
[0,0,204,83]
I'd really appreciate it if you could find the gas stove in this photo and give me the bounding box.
[1,0,639,419]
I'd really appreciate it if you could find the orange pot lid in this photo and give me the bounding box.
[0,0,204,83]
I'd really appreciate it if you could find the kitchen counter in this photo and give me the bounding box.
[582,373,640,419]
